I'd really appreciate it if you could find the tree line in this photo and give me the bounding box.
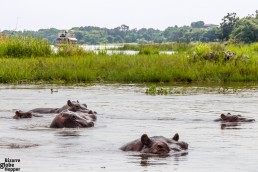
[1,11,258,44]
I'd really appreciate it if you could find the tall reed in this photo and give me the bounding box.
[0,34,52,57]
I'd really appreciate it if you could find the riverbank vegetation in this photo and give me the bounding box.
[0,34,51,57]
[0,34,258,84]
[1,11,258,44]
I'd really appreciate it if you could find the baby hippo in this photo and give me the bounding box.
[120,133,188,155]
[50,111,94,128]
[215,113,255,122]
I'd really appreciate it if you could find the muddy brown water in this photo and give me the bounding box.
[0,84,258,172]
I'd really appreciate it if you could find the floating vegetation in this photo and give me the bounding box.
[145,84,168,95]
[145,84,243,96]
[145,84,188,95]
[217,87,239,94]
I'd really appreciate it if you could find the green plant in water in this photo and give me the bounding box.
[169,88,187,94]
[217,87,239,94]
[157,87,168,95]
[145,84,168,95]
[145,84,157,95]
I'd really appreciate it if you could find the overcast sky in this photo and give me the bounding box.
[1,0,257,31]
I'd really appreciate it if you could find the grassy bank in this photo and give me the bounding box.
[0,34,258,84]
[1,51,258,83]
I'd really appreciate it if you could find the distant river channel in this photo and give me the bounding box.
[51,44,174,55]
[0,84,258,172]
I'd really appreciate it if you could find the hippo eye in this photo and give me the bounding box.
[72,115,76,120]
[157,145,163,149]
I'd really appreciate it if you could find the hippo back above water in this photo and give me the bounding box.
[29,100,88,114]
[120,133,188,155]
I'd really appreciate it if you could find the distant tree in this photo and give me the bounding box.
[189,29,204,42]
[191,21,205,28]
[219,12,239,41]
[230,16,258,43]
[120,24,129,32]
[201,27,220,42]
[74,31,83,40]
[3,11,258,45]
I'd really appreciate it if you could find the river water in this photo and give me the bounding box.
[51,45,174,55]
[0,84,257,172]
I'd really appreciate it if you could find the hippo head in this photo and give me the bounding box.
[120,133,188,154]
[13,111,32,119]
[50,111,94,128]
[220,113,255,123]
[141,134,178,155]
[221,113,239,122]
[67,100,88,112]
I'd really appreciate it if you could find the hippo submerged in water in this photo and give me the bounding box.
[214,113,255,123]
[120,133,188,155]
[13,100,97,119]
[50,111,94,128]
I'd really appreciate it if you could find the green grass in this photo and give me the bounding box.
[0,34,52,57]
[0,36,258,84]
[119,43,194,52]
[0,51,258,84]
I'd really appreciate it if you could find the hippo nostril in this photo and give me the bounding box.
[89,122,94,127]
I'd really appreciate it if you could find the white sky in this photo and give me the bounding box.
[1,0,257,31]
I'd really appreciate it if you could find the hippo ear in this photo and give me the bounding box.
[172,133,179,141]
[15,111,21,118]
[141,134,152,147]
[77,100,79,103]
[67,100,73,107]
[221,114,227,120]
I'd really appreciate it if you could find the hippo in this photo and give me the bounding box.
[14,100,96,119]
[13,111,33,119]
[50,111,94,128]
[27,100,88,114]
[214,113,255,122]
[120,133,188,155]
